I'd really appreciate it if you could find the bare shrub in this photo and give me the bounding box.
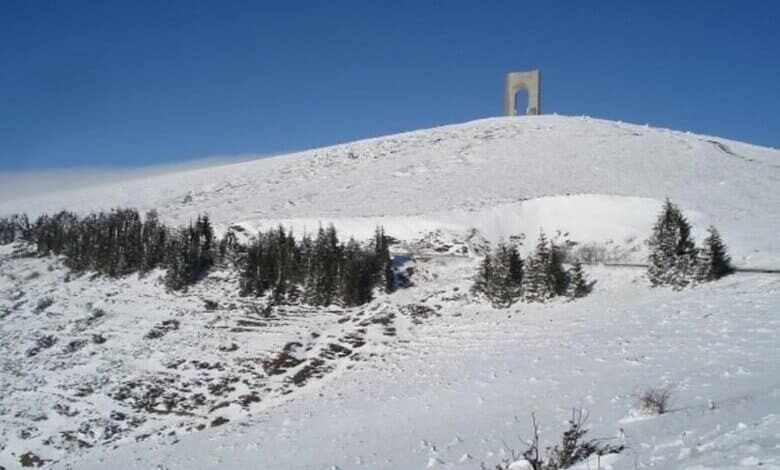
[486,409,625,470]
[33,297,53,314]
[546,409,624,468]
[637,387,672,415]
[144,319,180,340]
[26,335,58,357]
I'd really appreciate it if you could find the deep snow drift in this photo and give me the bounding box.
[0,115,778,469]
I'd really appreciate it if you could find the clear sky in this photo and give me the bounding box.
[1,1,778,171]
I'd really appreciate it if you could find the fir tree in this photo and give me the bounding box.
[697,225,733,281]
[493,243,523,307]
[567,261,588,299]
[141,210,167,271]
[164,228,190,290]
[239,234,264,296]
[471,252,495,299]
[472,242,523,308]
[340,238,374,306]
[163,218,215,290]
[524,231,556,302]
[549,242,569,296]
[307,225,341,306]
[372,227,395,294]
[194,214,215,271]
[217,229,238,267]
[647,199,697,288]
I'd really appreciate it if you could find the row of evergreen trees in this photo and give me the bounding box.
[0,210,395,307]
[240,225,394,306]
[472,231,588,308]
[0,209,216,288]
[472,199,735,306]
[647,199,733,288]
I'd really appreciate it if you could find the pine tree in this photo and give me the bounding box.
[305,225,341,306]
[567,261,588,299]
[697,225,733,281]
[647,199,697,288]
[507,243,523,289]
[164,229,189,290]
[240,234,264,296]
[142,210,166,271]
[340,238,374,306]
[524,231,556,302]
[195,214,215,271]
[493,243,523,307]
[472,253,495,299]
[372,227,395,294]
[549,242,569,296]
[472,242,524,308]
[217,229,238,267]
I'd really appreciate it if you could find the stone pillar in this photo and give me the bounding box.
[505,69,541,116]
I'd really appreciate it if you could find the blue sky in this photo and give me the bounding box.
[1,1,778,171]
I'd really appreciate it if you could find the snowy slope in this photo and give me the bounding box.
[52,269,780,470]
[1,115,778,265]
[1,115,779,469]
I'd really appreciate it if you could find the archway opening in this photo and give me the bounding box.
[513,89,529,115]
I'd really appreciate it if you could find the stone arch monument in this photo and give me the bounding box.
[504,69,541,116]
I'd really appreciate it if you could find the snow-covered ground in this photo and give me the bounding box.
[1,115,779,469]
[57,268,780,470]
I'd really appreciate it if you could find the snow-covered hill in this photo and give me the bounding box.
[1,115,779,469]
[2,115,778,265]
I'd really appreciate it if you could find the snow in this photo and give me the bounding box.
[1,115,779,469]
[1,115,778,265]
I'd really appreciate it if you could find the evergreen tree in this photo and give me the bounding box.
[471,242,523,308]
[647,199,697,288]
[549,242,569,296]
[372,227,395,294]
[697,225,733,281]
[493,243,523,307]
[507,243,524,289]
[240,233,266,296]
[141,210,167,271]
[524,231,556,302]
[163,218,215,290]
[567,261,588,299]
[114,209,143,276]
[471,252,495,300]
[306,225,341,306]
[164,228,189,290]
[217,229,239,267]
[195,214,215,269]
[340,238,374,306]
